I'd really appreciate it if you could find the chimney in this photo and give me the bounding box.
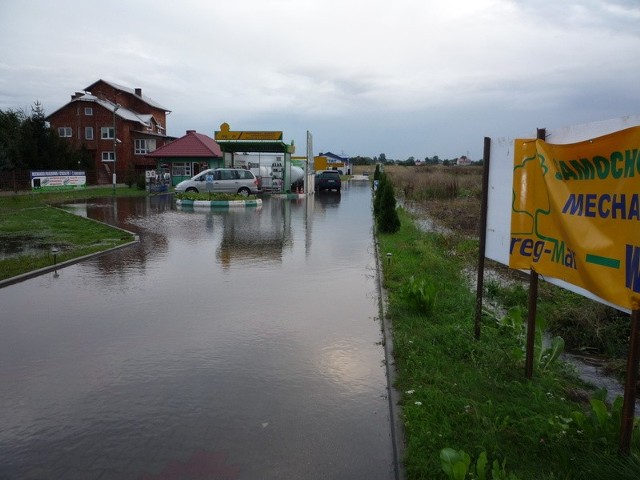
[135,88,142,96]
[72,92,84,100]
[186,130,196,134]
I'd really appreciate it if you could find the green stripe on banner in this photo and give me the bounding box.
[585,254,620,269]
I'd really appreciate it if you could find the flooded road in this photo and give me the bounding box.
[0,181,395,479]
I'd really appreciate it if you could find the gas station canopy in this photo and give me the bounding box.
[214,122,295,154]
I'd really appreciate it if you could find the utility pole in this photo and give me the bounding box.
[112,103,119,195]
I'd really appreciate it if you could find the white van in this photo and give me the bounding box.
[174,168,262,196]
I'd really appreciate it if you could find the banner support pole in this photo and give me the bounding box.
[525,128,546,379]
[620,309,640,454]
[474,137,492,340]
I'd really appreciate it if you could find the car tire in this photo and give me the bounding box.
[237,187,250,196]
[186,187,198,193]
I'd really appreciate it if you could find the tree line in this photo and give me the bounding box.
[0,102,91,174]
[350,153,480,166]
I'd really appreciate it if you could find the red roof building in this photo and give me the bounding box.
[46,79,173,185]
[146,130,223,185]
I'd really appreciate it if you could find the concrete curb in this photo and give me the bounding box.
[374,228,406,480]
[270,193,307,200]
[176,198,262,208]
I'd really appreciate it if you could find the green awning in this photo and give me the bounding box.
[216,140,293,154]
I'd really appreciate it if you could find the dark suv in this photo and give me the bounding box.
[315,170,341,192]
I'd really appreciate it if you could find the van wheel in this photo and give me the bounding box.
[186,187,198,193]
[237,187,250,197]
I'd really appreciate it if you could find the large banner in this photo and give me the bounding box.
[31,170,86,191]
[510,126,640,310]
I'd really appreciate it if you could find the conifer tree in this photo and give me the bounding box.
[376,175,400,233]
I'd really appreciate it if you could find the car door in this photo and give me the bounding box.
[237,170,255,193]
[193,172,208,191]
[216,169,237,193]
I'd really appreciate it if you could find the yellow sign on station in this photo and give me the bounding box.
[510,126,640,309]
[215,122,282,141]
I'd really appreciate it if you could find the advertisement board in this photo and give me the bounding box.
[485,115,640,312]
[31,171,86,191]
[509,127,640,310]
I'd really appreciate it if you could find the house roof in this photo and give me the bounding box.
[46,94,165,133]
[320,151,350,161]
[147,130,222,158]
[85,79,171,112]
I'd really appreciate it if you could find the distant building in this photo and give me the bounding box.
[456,155,473,166]
[315,151,351,174]
[145,130,223,186]
[46,79,173,184]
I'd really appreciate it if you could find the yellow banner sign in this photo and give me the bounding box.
[510,126,640,309]
[215,131,283,141]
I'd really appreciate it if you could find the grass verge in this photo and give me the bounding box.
[0,187,143,281]
[378,208,640,479]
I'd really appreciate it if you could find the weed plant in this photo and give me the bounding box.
[485,279,630,358]
[378,208,640,479]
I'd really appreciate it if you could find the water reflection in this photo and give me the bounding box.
[218,201,292,268]
[315,191,342,209]
[0,182,394,480]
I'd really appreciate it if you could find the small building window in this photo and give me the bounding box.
[85,107,93,116]
[85,127,94,140]
[101,127,115,139]
[171,162,191,177]
[58,127,72,138]
[135,138,156,155]
[102,151,115,162]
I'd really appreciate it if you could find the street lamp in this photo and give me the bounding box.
[112,103,120,195]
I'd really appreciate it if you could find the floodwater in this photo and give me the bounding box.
[0,181,396,479]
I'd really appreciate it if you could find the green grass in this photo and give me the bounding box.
[378,208,640,479]
[0,186,144,281]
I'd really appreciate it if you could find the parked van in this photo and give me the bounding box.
[174,168,262,196]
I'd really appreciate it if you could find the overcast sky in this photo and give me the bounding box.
[1,0,638,160]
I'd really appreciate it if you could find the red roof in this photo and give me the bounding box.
[148,130,222,158]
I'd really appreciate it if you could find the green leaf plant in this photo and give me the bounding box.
[496,307,565,373]
[402,275,437,315]
[440,448,520,480]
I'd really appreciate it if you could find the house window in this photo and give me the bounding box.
[102,151,115,162]
[58,127,72,137]
[85,107,93,116]
[101,127,114,139]
[171,162,191,177]
[135,139,156,154]
[85,127,94,140]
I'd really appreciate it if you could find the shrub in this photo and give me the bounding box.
[376,177,400,233]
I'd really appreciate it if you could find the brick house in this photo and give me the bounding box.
[46,79,173,185]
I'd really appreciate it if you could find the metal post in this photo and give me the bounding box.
[525,128,546,379]
[474,137,491,340]
[112,103,119,195]
[525,270,538,379]
[620,309,640,454]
